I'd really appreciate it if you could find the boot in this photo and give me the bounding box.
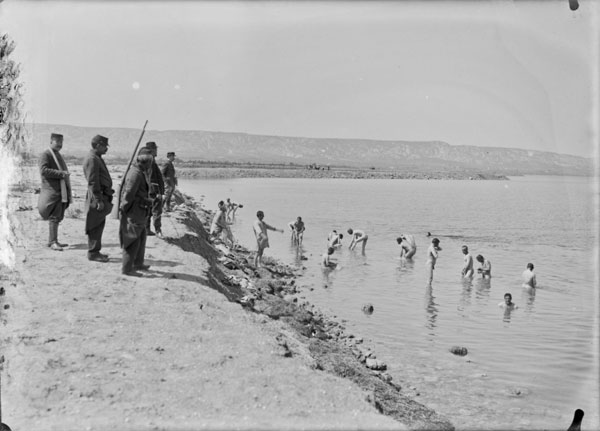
[48,221,61,249]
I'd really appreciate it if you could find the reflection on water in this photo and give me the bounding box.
[425,284,438,336]
[179,176,598,430]
[502,305,515,323]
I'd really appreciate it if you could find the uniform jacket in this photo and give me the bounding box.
[150,160,164,196]
[161,160,176,186]
[37,148,72,220]
[82,149,113,232]
[119,163,151,248]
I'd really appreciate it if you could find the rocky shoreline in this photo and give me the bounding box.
[170,191,454,429]
[1,166,454,430]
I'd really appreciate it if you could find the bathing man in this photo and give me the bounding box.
[348,228,368,253]
[397,233,417,259]
[253,210,284,268]
[522,263,537,288]
[461,245,474,278]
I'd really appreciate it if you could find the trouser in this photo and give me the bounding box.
[47,203,68,245]
[122,229,147,273]
[87,218,106,257]
[147,195,163,231]
[163,183,174,209]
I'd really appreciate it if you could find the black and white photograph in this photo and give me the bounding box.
[0,0,598,429]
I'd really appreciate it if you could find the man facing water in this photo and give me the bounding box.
[397,233,417,259]
[348,228,368,253]
[476,254,492,278]
[522,263,537,288]
[161,151,177,212]
[82,134,113,262]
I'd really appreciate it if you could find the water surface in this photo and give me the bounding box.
[180,175,599,430]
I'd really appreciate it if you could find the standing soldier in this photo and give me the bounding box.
[119,148,153,276]
[161,151,177,212]
[144,142,164,236]
[37,133,72,251]
[82,134,113,262]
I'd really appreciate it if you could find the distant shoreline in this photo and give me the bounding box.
[174,166,510,181]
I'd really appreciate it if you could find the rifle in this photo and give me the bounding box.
[111,120,148,219]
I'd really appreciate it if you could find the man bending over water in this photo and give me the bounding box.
[397,233,417,259]
[347,228,368,253]
[287,216,305,245]
[328,230,343,248]
[522,263,537,288]
[476,254,492,278]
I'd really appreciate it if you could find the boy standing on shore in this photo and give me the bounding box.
[253,210,283,268]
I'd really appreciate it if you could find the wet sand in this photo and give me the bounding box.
[0,166,453,430]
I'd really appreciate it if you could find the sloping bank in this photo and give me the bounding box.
[1,167,453,430]
[168,191,454,430]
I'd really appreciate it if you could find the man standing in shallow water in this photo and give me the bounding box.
[461,245,474,278]
[426,238,442,285]
[253,210,283,268]
[347,228,368,253]
[522,263,537,288]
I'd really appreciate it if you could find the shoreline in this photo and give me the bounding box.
[1,166,454,430]
[175,166,509,181]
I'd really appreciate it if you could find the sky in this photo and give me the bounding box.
[0,0,598,157]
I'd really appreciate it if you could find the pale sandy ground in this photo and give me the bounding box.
[1,167,409,430]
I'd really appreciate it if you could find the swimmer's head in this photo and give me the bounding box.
[427,232,431,237]
[297,216,302,222]
[339,234,344,239]
[218,200,225,208]
[476,254,484,262]
[227,198,231,202]
[432,238,440,245]
[462,245,468,254]
[527,263,534,270]
[504,293,512,304]
[327,247,335,255]
[256,210,264,219]
[396,237,403,244]
[347,228,353,235]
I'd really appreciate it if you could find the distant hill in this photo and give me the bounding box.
[23,123,594,176]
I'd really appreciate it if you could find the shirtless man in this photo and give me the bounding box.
[461,245,474,278]
[397,233,417,259]
[328,230,343,248]
[225,198,242,222]
[476,254,492,278]
[253,210,283,268]
[522,263,537,288]
[287,216,305,245]
[426,238,442,284]
[347,228,368,253]
[322,246,337,269]
[498,293,517,309]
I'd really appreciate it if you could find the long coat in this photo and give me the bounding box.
[82,149,113,233]
[37,148,72,220]
[119,163,151,248]
[149,160,164,197]
[161,159,176,187]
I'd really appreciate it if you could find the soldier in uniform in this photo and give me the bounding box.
[37,133,72,251]
[161,151,177,212]
[82,134,114,262]
[119,148,153,276]
[144,142,164,236]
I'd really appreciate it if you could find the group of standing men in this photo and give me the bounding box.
[37,133,178,276]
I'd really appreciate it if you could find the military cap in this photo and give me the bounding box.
[91,135,109,147]
[167,152,175,157]
[51,133,63,141]
[138,147,153,156]
[145,141,157,150]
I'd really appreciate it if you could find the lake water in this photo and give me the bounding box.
[180,175,599,430]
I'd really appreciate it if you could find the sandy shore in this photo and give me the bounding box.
[0,166,453,430]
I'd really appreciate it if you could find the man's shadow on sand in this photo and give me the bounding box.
[68,243,121,250]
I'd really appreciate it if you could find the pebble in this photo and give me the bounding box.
[449,346,468,356]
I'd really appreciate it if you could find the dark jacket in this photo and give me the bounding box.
[120,163,151,225]
[150,160,164,196]
[37,148,72,219]
[82,149,113,232]
[161,160,176,185]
